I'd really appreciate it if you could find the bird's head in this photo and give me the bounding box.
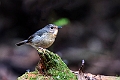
[43,24,62,35]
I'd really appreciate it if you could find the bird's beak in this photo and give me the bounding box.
[58,26,62,29]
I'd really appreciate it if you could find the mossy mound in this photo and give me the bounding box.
[17,49,77,80]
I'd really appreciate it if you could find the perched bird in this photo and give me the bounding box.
[16,24,62,50]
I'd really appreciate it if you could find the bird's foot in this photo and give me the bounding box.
[37,47,46,53]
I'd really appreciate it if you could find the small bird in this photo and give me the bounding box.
[16,24,62,50]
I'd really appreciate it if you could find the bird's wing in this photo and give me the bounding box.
[27,29,47,43]
[35,29,47,36]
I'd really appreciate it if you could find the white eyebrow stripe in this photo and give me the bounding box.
[49,24,55,26]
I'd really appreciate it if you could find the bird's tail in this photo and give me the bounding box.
[16,40,28,46]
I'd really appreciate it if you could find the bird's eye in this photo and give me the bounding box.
[51,27,54,29]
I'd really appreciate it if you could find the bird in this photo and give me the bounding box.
[16,24,62,50]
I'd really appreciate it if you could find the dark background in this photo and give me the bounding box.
[0,0,120,80]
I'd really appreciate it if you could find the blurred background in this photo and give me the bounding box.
[0,0,120,80]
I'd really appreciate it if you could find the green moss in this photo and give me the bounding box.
[17,49,77,80]
[42,50,76,80]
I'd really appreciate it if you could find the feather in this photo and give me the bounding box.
[16,40,28,46]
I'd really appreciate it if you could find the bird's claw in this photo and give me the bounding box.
[37,47,46,53]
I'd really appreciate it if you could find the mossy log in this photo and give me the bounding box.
[17,49,77,80]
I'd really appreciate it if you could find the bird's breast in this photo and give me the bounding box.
[30,33,56,48]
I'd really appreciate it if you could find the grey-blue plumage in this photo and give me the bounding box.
[16,24,61,49]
